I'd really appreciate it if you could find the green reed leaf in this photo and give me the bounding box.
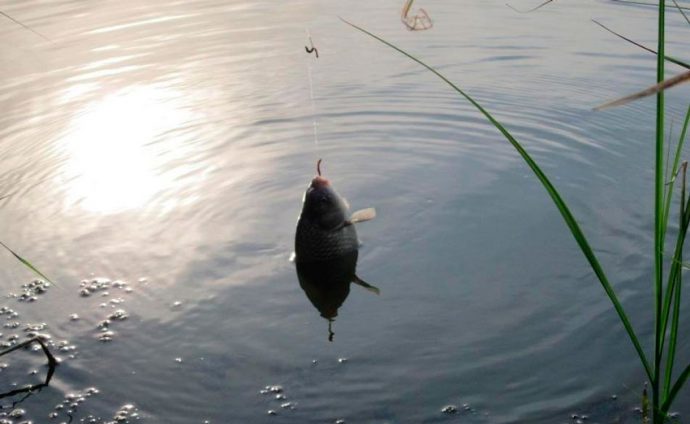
[342,17,653,381]
[0,241,54,285]
[661,361,690,413]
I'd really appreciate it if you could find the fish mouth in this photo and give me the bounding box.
[310,175,330,189]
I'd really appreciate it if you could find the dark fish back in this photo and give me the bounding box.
[295,218,359,263]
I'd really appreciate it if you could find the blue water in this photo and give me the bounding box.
[0,0,689,422]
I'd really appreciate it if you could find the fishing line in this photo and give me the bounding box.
[305,29,320,148]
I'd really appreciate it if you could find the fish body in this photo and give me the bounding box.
[293,162,380,341]
[295,205,359,263]
[294,169,369,263]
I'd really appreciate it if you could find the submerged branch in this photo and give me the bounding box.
[506,0,556,13]
[0,337,57,399]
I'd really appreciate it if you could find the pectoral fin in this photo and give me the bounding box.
[349,208,376,224]
[353,274,380,295]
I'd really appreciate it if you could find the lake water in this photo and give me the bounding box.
[0,0,689,422]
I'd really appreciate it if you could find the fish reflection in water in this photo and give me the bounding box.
[296,251,378,341]
[294,160,379,341]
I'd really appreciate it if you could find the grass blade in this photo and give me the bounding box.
[661,104,690,248]
[658,180,690,361]
[0,241,54,285]
[662,162,686,398]
[342,17,653,381]
[653,3,666,422]
[595,70,690,110]
[662,255,682,397]
[661,361,690,413]
[591,20,690,70]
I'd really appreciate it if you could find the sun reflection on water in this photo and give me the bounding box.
[59,85,193,214]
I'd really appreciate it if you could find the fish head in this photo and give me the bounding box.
[300,175,349,230]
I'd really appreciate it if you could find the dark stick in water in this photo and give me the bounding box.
[0,337,57,399]
[506,0,555,13]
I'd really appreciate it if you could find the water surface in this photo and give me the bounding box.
[0,0,689,422]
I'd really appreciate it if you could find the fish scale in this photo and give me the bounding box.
[295,218,359,263]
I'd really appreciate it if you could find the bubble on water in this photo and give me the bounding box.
[280,402,295,410]
[9,408,26,418]
[266,385,283,394]
[69,314,80,321]
[335,419,346,424]
[174,358,183,363]
[58,341,77,353]
[48,388,107,423]
[4,322,20,329]
[98,331,115,342]
[337,358,348,364]
[171,301,182,309]
[24,323,47,332]
[441,405,458,414]
[109,310,128,321]
[112,280,127,289]
[111,403,139,423]
[275,394,285,400]
[267,410,277,416]
[18,280,51,302]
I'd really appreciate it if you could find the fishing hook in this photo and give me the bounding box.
[305,36,319,58]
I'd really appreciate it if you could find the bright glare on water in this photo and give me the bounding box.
[0,0,689,423]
